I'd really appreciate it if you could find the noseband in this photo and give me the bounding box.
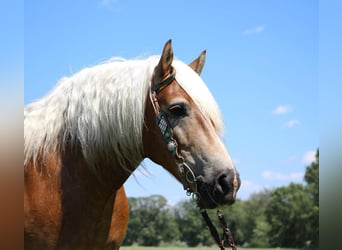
[150,71,200,202]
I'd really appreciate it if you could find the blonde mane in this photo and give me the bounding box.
[24,56,223,172]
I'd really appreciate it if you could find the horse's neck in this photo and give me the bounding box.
[59,147,132,247]
[61,144,131,189]
[25,146,130,248]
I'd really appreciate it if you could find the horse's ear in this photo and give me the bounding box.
[189,50,206,75]
[156,39,174,77]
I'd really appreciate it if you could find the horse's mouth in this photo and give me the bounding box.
[196,174,241,209]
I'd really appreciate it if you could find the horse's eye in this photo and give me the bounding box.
[168,104,186,117]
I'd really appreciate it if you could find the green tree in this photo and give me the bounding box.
[265,183,314,248]
[245,189,272,247]
[248,215,271,247]
[265,149,319,249]
[174,199,215,247]
[304,149,319,248]
[175,190,272,247]
[213,190,272,247]
[123,195,180,246]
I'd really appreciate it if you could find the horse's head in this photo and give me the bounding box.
[143,40,240,209]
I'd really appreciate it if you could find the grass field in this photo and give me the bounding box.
[121,247,299,250]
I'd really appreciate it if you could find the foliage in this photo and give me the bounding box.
[304,149,319,206]
[303,149,319,248]
[123,195,180,246]
[265,149,319,249]
[123,149,319,248]
[265,183,314,247]
[245,189,273,247]
[174,199,215,247]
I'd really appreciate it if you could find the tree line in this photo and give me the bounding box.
[122,149,319,249]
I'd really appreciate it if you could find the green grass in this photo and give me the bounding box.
[121,247,299,250]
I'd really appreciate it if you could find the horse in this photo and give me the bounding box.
[24,40,241,250]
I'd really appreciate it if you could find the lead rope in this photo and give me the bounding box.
[217,210,237,250]
[201,210,237,250]
[201,210,225,250]
[150,71,237,250]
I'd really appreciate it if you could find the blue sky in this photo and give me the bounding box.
[25,0,318,204]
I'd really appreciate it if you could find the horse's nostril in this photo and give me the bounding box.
[217,173,230,194]
[197,171,240,208]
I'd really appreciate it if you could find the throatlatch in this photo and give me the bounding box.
[150,70,237,250]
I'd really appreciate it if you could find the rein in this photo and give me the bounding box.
[149,71,237,250]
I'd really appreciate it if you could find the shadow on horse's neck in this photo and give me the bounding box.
[60,143,132,194]
[53,144,131,248]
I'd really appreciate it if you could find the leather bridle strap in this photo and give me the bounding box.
[151,71,176,93]
[149,71,200,200]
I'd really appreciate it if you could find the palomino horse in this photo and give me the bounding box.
[24,40,241,249]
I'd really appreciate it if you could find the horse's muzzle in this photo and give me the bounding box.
[197,170,241,209]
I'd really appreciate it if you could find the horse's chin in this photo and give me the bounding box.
[195,182,237,209]
[197,195,236,209]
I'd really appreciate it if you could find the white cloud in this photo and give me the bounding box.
[240,180,264,193]
[284,119,300,128]
[243,25,266,35]
[262,171,304,181]
[302,150,316,165]
[272,105,292,115]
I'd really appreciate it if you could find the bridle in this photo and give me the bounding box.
[149,69,238,250]
[149,70,200,201]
